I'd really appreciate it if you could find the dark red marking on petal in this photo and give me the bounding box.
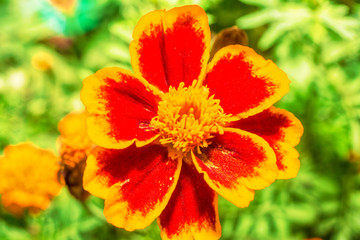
[136,22,169,91]
[231,108,291,142]
[94,144,168,191]
[96,144,181,231]
[162,13,206,88]
[204,45,289,118]
[158,162,220,239]
[101,73,160,142]
[206,53,274,114]
[105,145,177,208]
[131,6,210,92]
[230,107,303,177]
[231,108,289,170]
[198,132,265,187]
[193,129,277,191]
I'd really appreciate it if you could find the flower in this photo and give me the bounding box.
[81,5,303,240]
[57,110,94,201]
[0,143,62,216]
[31,51,54,71]
[49,0,77,15]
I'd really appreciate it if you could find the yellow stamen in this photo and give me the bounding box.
[150,80,232,154]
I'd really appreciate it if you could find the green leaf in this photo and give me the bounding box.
[258,21,294,50]
[239,0,278,7]
[285,204,317,225]
[0,221,31,240]
[236,9,278,29]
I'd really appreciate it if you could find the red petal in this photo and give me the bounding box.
[130,5,211,92]
[204,45,290,118]
[230,107,304,179]
[84,144,182,231]
[83,144,181,199]
[192,128,278,207]
[158,162,221,240]
[83,146,123,199]
[81,67,161,149]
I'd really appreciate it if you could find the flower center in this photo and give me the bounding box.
[150,81,232,154]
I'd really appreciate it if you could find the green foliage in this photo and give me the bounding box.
[234,0,360,239]
[1,0,360,239]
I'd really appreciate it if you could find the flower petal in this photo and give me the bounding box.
[81,67,161,149]
[192,128,278,207]
[204,45,290,118]
[58,110,92,150]
[83,144,180,199]
[93,144,182,231]
[1,191,50,215]
[83,147,115,199]
[158,162,221,240]
[130,5,211,92]
[230,107,304,179]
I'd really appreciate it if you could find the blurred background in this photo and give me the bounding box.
[1,0,360,239]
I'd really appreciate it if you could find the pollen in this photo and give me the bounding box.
[150,80,232,154]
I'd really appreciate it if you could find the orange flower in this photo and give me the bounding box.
[49,0,77,15]
[31,51,54,71]
[0,143,61,216]
[81,5,303,240]
[58,110,94,200]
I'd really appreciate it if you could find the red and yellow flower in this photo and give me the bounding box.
[81,5,303,240]
[0,143,62,216]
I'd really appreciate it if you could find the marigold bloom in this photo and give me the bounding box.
[81,5,303,240]
[0,143,61,216]
[58,110,94,200]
